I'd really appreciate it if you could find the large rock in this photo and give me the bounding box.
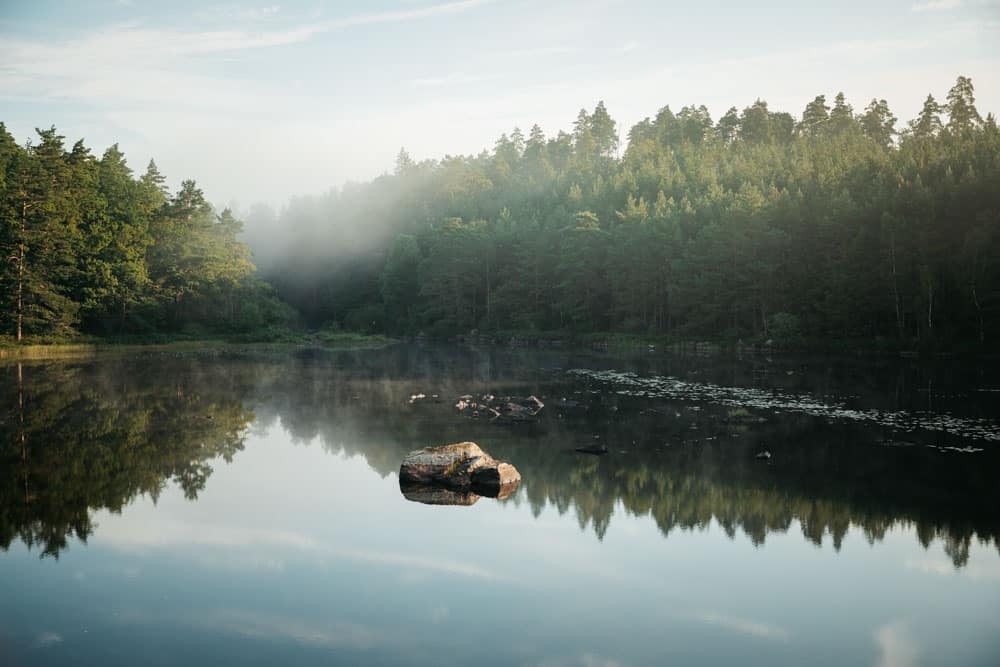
[398,442,521,498]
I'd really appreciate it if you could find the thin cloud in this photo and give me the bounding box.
[410,72,505,88]
[912,0,963,11]
[492,45,578,58]
[320,0,493,31]
[194,5,283,22]
[0,0,495,90]
[0,0,494,113]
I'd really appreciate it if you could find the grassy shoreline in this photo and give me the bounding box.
[1,329,987,362]
[0,332,397,361]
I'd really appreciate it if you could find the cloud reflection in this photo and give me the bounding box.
[904,557,1000,581]
[686,610,791,642]
[534,653,628,667]
[97,514,506,581]
[195,609,382,649]
[874,621,917,667]
[34,632,63,648]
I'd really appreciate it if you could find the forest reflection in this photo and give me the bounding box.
[2,347,997,567]
[0,358,253,557]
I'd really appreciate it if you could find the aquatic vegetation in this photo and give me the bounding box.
[568,369,1000,443]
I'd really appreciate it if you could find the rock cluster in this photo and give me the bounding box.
[454,394,544,423]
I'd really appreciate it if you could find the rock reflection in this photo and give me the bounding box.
[400,485,482,506]
[399,480,519,506]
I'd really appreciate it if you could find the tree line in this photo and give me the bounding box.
[0,126,292,341]
[3,76,997,348]
[249,75,998,349]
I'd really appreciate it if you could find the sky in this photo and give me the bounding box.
[1,0,998,209]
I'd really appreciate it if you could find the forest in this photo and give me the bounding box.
[0,126,293,342]
[2,75,998,349]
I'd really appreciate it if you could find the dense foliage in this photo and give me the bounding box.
[3,76,997,349]
[249,76,999,349]
[0,126,292,341]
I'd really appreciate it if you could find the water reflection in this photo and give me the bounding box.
[1,346,998,568]
[400,485,483,506]
[0,359,253,557]
[400,481,520,505]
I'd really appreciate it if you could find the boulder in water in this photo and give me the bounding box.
[398,442,521,498]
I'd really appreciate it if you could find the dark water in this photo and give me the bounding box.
[2,345,999,666]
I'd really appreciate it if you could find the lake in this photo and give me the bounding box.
[2,344,999,666]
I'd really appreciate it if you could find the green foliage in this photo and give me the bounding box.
[4,75,997,350]
[0,128,294,340]
[248,76,998,350]
[768,312,802,343]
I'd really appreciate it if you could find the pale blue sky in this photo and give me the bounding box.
[1,0,998,207]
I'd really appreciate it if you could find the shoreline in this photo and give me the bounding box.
[2,331,990,363]
[0,333,397,362]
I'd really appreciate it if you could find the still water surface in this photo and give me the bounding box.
[1,345,999,666]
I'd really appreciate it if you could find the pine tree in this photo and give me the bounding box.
[910,94,944,139]
[945,75,982,135]
[800,95,830,136]
[860,99,897,149]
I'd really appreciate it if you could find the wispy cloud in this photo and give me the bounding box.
[493,45,578,59]
[410,72,504,88]
[912,0,963,11]
[319,0,493,31]
[194,5,283,22]
[0,0,495,108]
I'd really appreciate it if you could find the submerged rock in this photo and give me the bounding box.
[398,442,521,498]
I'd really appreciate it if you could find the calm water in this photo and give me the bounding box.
[2,345,999,666]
